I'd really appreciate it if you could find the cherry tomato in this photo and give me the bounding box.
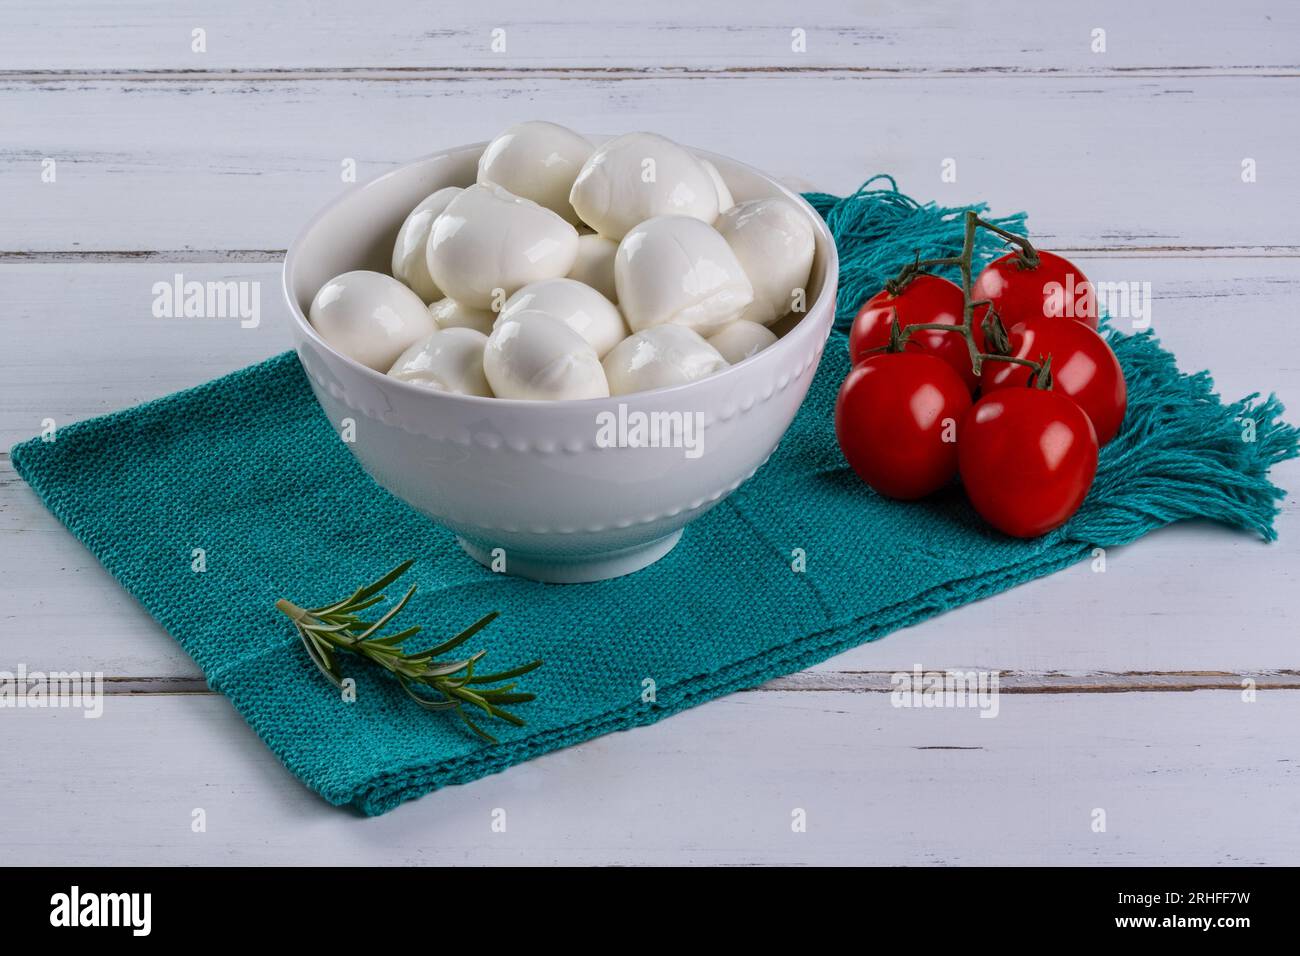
[981,318,1127,445]
[958,388,1098,537]
[848,274,985,392]
[972,250,1098,330]
[835,352,973,500]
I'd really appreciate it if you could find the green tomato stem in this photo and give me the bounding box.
[885,210,1048,385]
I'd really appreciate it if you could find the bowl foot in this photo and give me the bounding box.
[456,529,683,584]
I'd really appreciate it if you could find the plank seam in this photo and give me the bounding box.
[5,247,1299,264]
[3,67,1299,81]
[86,671,1300,696]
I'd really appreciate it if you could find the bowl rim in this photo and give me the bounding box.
[282,136,839,410]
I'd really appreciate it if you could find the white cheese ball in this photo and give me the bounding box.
[476,121,593,227]
[387,328,493,397]
[567,234,619,303]
[615,215,754,336]
[602,324,729,396]
[426,183,579,310]
[428,297,496,336]
[309,270,438,372]
[391,186,461,303]
[484,314,609,401]
[706,320,778,364]
[699,158,734,214]
[498,278,627,359]
[716,198,816,327]
[569,132,719,240]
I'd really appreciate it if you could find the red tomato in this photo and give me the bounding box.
[848,274,985,392]
[981,318,1127,445]
[958,388,1099,537]
[835,352,973,500]
[972,250,1098,330]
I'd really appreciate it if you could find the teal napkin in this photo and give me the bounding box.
[12,186,1297,815]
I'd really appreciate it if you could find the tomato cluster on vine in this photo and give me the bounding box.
[835,217,1127,538]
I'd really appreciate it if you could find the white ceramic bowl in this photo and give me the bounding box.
[284,138,838,582]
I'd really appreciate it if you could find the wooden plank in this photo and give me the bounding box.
[765,670,1300,692]
[2,1,1297,73]
[3,75,1298,252]
[1,690,1296,864]
[1,255,1297,679]
[96,670,1300,695]
[0,264,291,437]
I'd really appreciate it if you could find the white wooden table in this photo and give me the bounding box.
[3,1,1298,865]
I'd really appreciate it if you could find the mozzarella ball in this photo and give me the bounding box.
[499,278,627,358]
[426,184,579,310]
[716,198,816,326]
[569,132,719,240]
[387,328,493,397]
[476,121,593,227]
[707,320,778,364]
[567,234,619,302]
[602,324,728,396]
[699,158,734,214]
[615,215,754,335]
[428,297,496,336]
[390,186,461,303]
[309,270,438,371]
[484,314,609,401]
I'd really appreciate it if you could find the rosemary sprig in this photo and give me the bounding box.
[275,560,542,743]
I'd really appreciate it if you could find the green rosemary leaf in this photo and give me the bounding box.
[466,660,544,684]
[433,672,474,692]
[352,559,417,604]
[341,593,387,615]
[296,627,343,688]
[459,710,496,744]
[348,584,416,641]
[398,677,460,712]
[453,686,497,717]
[415,651,486,679]
[365,624,422,647]
[479,692,536,706]
[309,584,373,617]
[415,611,500,658]
[390,657,433,679]
[487,706,525,728]
[300,618,363,635]
[474,681,518,695]
[402,640,470,663]
[407,644,486,671]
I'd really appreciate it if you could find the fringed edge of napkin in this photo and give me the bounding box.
[1065,326,1298,545]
